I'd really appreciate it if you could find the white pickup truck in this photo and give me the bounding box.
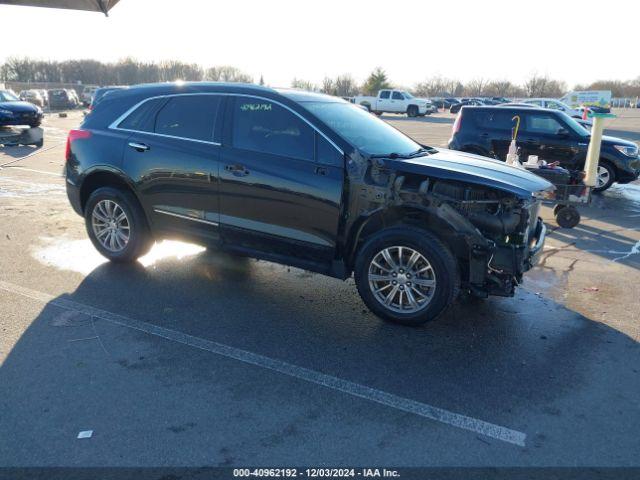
[352,89,434,117]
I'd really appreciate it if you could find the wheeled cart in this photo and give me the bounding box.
[525,165,592,229]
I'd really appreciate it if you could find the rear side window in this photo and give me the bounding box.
[118,98,163,132]
[232,98,313,161]
[379,91,391,99]
[472,110,517,130]
[154,95,220,142]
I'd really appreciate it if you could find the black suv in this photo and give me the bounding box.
[448,106,640,192]
[66,83,552,325]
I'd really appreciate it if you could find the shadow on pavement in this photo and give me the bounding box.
[1,248,639,465]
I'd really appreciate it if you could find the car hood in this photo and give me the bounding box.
[601,135,637,148]
[384,149,553,198]
[0,101,39,113]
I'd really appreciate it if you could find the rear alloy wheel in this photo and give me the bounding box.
[593,162,615,192]
[91,200,131,253]
[355,227,459,326]
[84,187,153,262]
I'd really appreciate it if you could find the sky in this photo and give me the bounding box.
[0,0,638,89]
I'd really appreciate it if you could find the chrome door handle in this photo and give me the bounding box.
[128,142,150,152]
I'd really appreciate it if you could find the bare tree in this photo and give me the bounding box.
[464,78,489,96]
[290,78,317,91]
[205,66,252,83]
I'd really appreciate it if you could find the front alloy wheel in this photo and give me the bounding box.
[354,226,459,326]
[368,246,436,314]
[594,163,615,192]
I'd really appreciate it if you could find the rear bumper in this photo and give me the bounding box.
[65,177,83,216]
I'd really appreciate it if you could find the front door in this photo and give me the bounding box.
[121,94,224,242]
[390,91,406,113]
[376,90,392,112]
[218,96,344,267]
[520,112,579,167]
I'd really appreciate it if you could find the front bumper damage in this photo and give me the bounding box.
[468,216,546,298]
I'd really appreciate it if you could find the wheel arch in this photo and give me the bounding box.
[79,167,140,214]
[345,205,470,270]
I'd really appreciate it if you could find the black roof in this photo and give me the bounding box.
[102,82,342,105]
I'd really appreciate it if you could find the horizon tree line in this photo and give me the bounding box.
[2,57,639,98]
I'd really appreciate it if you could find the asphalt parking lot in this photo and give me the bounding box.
[1,110,639,470]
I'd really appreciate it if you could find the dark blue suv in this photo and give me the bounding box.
[448,106,640,191]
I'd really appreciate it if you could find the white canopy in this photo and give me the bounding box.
[0,0,120,15]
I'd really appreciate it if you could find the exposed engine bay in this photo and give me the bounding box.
[346,153,547,298]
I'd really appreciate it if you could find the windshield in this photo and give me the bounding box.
[559,111,590,136]
[302,101,422,156]
[0,90,19,102]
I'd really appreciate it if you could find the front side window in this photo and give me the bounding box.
[316,133,343,167]
[232,98,314,161]
[154,95,220,142]
[392,92,404,100]
[379,91,391,99]
[302,101,421,156]
[525,114,564,135]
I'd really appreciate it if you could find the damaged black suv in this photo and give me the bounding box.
[65,83,552,325]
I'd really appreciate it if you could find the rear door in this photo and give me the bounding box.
[218,96,344,266]
[120,94,224,242]
[471,109,515,159]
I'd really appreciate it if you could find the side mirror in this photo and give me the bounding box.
[557,128,569,137]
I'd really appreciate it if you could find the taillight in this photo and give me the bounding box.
[65,129,92,162]
[452,112,463,134]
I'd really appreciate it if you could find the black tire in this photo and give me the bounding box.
[29,122,41,128]
[84,186,153,263]
[553,204,563,216]
[593,161,615,193]
[373,111,382,116]
[555,206,581,228]
[407,105,419,118]
[354,226,459,326]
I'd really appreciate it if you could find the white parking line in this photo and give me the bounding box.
[1,166,63,177]
[0,279,527,447]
